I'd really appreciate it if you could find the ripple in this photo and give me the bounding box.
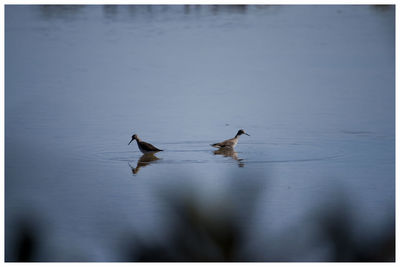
[95,141,344,166]
[342,130,373,135]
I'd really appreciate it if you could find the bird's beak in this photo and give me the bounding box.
[128,138,134,145]
[245,133,250,136]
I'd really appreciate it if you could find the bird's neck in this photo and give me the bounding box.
[234,134,241,139]
[135,137,142,142]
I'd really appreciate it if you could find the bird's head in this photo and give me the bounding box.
[237,129,250,136]
[128,134,138,145]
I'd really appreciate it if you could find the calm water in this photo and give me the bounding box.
[5,5,395,261]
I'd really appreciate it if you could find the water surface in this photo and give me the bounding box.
[5,5,395,261]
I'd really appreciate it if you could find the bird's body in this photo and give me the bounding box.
[129,134,163,153]
[136,140,163,153]
[212,137,239,148]
[211,129,250,148]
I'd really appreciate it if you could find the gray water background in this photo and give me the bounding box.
[5,5,395,261]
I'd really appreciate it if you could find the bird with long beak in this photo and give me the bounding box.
[211,129,250,148]
[129,134,163,153]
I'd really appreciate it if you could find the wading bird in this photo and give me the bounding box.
[128,134,163,153]
[211,129,250,148]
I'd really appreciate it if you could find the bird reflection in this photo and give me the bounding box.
[129,153,160,175]
[213,147,244,167]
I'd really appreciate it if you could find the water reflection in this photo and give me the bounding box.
[213,147,244,167]
[36,4,253,22]
[38,5,85,20]
[34,5,392,24]
[129,153,160,175]
[210,5,247,15]
[102,5,118,19]
[370,5,393,13]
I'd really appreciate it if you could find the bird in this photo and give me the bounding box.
[128,134,163,153]
[211,129,250,148]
